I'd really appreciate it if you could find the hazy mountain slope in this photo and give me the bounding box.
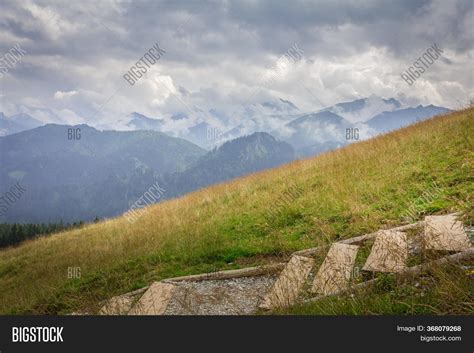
[367,105,450,132]
[0,107,471,314]
[161,132,295,196]
[0,126,294,223]
[0,112,43,136]
[280,111,352,153]
[326,97,401,114]
[296,140,347,158]
[126,112,164,131]
[0,124,205,222]
[185,121,213,148]
[318,96,402,123]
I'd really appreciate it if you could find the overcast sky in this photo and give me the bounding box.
[0,0,472,130]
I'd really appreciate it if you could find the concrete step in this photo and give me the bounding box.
[100,295,135,315]
[311,243,359,295]
[259,255,314,310]
[424,214,471,251]
[363,230,408,273]
[99,287,148,315]
[128,282,176,315]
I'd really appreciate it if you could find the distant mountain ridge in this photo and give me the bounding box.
[1,97,450,148]
[1,97,451,172]
[0,124,206,222]
[160,132,295,197]
[0,126,294,223]
[277,98,449,156]
[0,112,43,136]
[324,97,402,115]
[167,97,449,155]
[126,112,164,131]
[279,111,352,153]
[366,105,450,132]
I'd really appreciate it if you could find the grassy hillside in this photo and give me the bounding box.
[0,108,472,314]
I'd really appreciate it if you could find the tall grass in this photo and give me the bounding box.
[0,108,472,314]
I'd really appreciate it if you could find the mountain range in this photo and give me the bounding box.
[1,97,450,149]
[0,112,43,136]
[366,105,450,132]
[0,125,205,222]
[117,96,449,153]
[0,96,451,223]
[0,126,293,222]
[159,132,294,197]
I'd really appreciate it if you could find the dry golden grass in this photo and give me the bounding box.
[0,107,472,314]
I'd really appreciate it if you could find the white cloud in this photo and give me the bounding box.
[54,90,78,99]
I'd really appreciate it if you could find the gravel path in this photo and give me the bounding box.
[164,275,277,315]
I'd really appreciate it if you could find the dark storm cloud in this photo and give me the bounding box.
[2,0,466,63]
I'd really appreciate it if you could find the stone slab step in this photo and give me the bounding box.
[99,287,148,315]
[424,215,471,251]
[311,243,359,295]
[100,295,135,315]
[363,230,408,273]
[128,282,176,315]
[259,255,314,310]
